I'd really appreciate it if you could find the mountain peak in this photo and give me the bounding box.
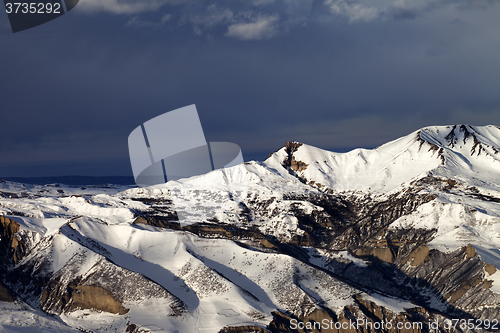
[265,124,500,192]
[419,124,500,157]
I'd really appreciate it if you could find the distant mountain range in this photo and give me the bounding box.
[1,124,499,333]
[1,176,135,186]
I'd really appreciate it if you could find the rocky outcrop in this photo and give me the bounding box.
[69,285,128,315]
[282,142,309,172]
[265,299,445,333]
[416,132,445,165]
[0,216,25,265]
[246,188,437,250]
[0,215,34,302]
[442,124,493,157]
[400,246,430,267]
[41,280,128,315]
[396,244,500,318]
[0,282,15,302]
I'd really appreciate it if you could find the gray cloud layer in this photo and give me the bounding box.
[73,0,496,40]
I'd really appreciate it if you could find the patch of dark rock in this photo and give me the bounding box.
[0,192,19,199]
[445,125,458,147]
[282,142,308,173]
[0,216,30,265]
[0,282,15,302]
[219,326,271,333]
[41,277,128,315]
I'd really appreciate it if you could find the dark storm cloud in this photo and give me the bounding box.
[0,0,499,177]
[74,0,499,38]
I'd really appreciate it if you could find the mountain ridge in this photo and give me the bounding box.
[263,124,500,193]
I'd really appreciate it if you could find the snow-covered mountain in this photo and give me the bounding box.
[265,124,500,192]
[1,124,500,333]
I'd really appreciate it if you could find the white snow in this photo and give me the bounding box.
[363,294,416,313]
[5,216,68,237]
[1,124,500,332]
[265,125,500,193]
[0,301,78,333]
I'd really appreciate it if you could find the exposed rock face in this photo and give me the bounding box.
[282,142,309,172]
[444,125,487,156]
[40,273,128,315]
[485,263,496,275]
[416,131,446,165]
[400,245,430,266]
[0,216,23,265]
[41,281,128,315]
[0,282,15,302]
[395,244,500,319]
[244,188,438,251]
[126,323,154,333]
[0,215,29,302]
[70,285,127,314]
[1,216,42,274]
[265,300,442,333]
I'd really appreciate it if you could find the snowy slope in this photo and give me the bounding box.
[0,301,79,333]
[265,124,500,192]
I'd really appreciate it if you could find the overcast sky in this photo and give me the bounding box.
[1,0,499,177]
